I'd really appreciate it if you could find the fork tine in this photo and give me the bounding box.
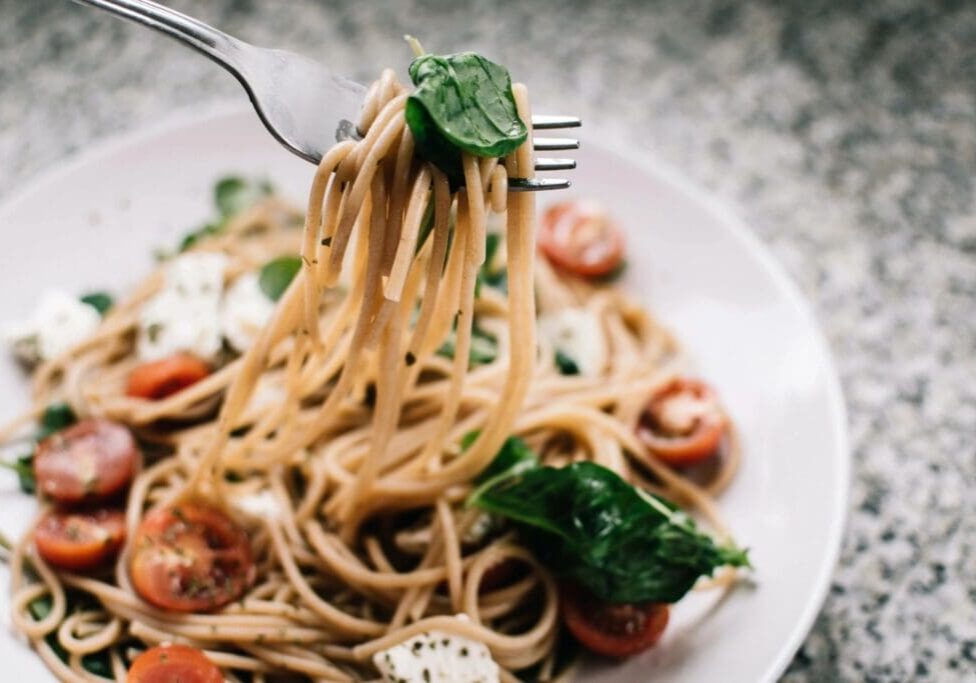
[508,178,571,192]
[531,115,582,130]
[534,157,577,171]
[533,137,580,151]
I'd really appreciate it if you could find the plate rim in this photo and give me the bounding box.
[592,135,850,681]
[0,102,850,683]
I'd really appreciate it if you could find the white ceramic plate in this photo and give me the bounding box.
[0,105,848,683]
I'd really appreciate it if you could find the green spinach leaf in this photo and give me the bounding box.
[475,232,507,297]
[215,176,274,217]
[406,52,527,184]
[175,222,221,254]
[437,324,497,367]
[79,291,113,316]
[474,436,538,485]
[1,454,36,494]
[39,402,76,440]
[469,458,749,604]
[554,349,580,376]
[258,255,302,302]
[165,177,274,256]
[29,593,111,675]
[468,436,539,503]
[1,402,75,494]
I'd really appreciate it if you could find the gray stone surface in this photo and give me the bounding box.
[1,0,974,680]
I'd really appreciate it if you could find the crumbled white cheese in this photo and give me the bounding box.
[538,307,606,377]
[233,489,281,520]
[138,252,227,361]
[4,289,101,364]
[220,272,276,353]
[374,616,499,683]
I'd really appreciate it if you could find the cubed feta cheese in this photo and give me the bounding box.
[220,271,276,353]
[4,289,101,364]
[374,616,499,683]
[138,252,227,361]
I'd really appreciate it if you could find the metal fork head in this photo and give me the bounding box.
[73,0,579,191]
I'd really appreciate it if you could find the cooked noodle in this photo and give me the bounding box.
[5,69,740,682]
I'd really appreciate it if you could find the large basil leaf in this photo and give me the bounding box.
[469,458,749,604]
[406,52,528,184]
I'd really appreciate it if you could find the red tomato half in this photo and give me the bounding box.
[130,503,254,612]
[637,378,727,467]
[34,507,125,571]
[539,200,625,278]
[127,644,222,683]
[126,354,211,400]
[561,585,670,658]
[34,418,139,503]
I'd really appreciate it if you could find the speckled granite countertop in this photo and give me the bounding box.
[2,0,974,680]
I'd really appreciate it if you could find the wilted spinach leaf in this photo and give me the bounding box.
[475,232,507,297]
[167,177,274,256]
[470,458,749,604]
[2,454,36,494]
[1,402,76,494]
[406,52,527,185]
[79,291,113,316]
[554,349,580,376]
[437,324,497,367]
[258,255,302,302]
[29,593,111,675]
[38,402,76,439]
[215,176,274,217]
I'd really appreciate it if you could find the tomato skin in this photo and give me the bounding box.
[34,508,125,571]
[34,419,139,503]
[126,354,211,400]
[539,200,625,278]
[637,378,727,467]
[127,644,222,683]
[561,585,669,658]
[130,503,254,612]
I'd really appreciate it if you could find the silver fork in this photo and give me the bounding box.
[70,0,580,191]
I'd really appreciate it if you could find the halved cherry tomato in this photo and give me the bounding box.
[637,378,727,467]
[561,584,669,658]
[34,418,138,503]
[130,503,254,612]
[34,507,125,571]
[539,200,625,278]
[126,354,211,400]
[127,643,222,683]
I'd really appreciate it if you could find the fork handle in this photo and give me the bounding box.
[71,0,244,71]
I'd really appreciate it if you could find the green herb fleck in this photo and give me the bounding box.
[554,349,580,376]
[79,291,113,316]
[437,325,497,367]
[258,255,302,302]
[0,454,36,494]
[39,402,76,439]
[215,176,274,217]
[163,177,273,257]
